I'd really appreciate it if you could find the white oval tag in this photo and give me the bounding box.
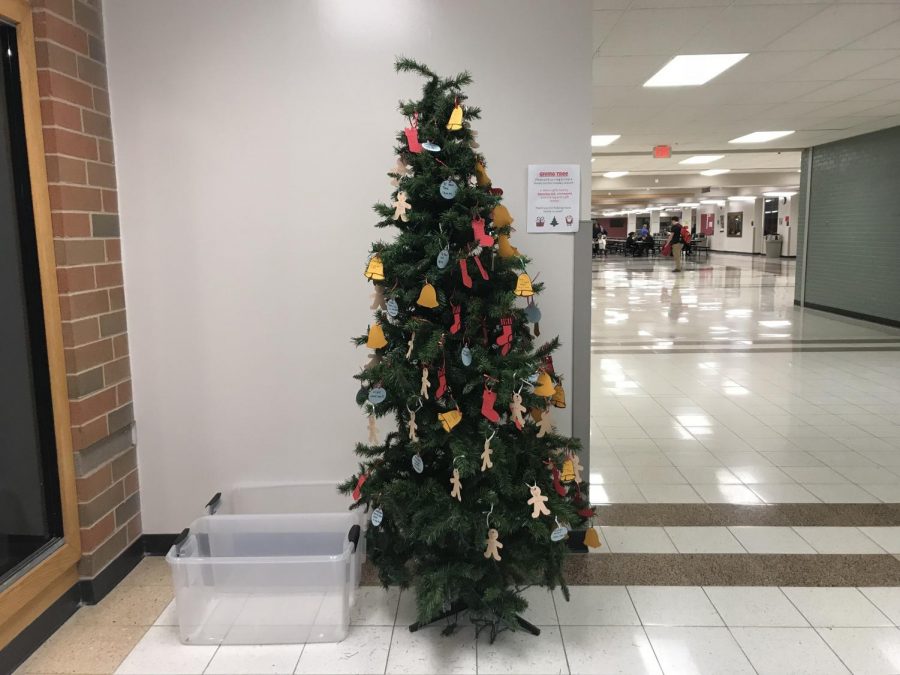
[371,507,384,526]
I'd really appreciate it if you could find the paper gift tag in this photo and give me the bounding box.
[421,141,441,152]
[371,507,384,526]
[386,298,399,318]
[368,387,387,404]
[436,246,450,269]
[461,345,473,366]
[439,179,458,199]
[412,454,424,473]
[551,525,569,542]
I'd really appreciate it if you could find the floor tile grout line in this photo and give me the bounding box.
[381,589,403,675]
[700,586,760,675]
[623,586,666,675]
[550,589,571,675]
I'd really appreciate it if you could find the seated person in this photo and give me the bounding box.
[641,233,655,256]
[625,232,636,255]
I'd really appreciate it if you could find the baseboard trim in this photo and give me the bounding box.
[794,300,900,328]
[142,533,178,556]
[79,537,143,605]
[708,249,794,258]
[0,583,79,674]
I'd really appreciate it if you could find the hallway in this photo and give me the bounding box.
[590,253,900,506]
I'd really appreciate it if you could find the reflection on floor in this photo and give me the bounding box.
[590,253,900,504]
[17,558,900,674]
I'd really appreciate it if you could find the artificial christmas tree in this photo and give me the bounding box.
[340,58,593,641]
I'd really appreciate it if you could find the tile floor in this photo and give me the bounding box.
[589,254,900,505]
[20,559,900,675]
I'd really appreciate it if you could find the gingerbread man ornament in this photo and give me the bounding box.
[484,528,503,561]
[481,432,495,471]
[450,468,463,502]
[392,191,412,222]
[527,484,551,518]
[536,407,553,438]
[509,392,526,430]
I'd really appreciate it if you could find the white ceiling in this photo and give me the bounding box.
[592,0,900,157]
[593,150,802,173]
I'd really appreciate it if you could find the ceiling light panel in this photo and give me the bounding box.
[680,155,724,165]
[700,169,731,176]
[729,130,795,144]
[602,171,629,178]
[644,53,748,87]
[592,134,621,147]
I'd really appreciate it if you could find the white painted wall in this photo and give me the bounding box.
[104,0,592,532]
[778,196,799,256]
[627,213,637,233]
[706,200,758,254]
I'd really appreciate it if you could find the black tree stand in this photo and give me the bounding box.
[409,602,541,644]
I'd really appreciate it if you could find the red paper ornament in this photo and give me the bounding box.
[471,217,494,247]
[352,473,368,501]
[481,386,500,423]
[435,365,447,400]
[496,317,513,356]
[450,304,462,334]
[459,259,473,288]
[473,256,489,281]
[404,113,422,153]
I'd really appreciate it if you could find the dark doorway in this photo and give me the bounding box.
[763,197,778,236]
[0,22,64,583]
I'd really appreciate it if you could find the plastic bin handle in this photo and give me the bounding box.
[348,524,361,553]
[173,528,190,557]
[206,492,222,515]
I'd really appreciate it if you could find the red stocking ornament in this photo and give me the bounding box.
[435,365,447,400]
[473,256,489,281]
[404,113,422,153]
[481,386,500,423]
[496,317,513,355]
[450,304,462,334]
[459,259,473,288]
[352,473,368,501]
[471,217,494,247]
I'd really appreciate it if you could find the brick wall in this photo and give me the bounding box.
[32,0,140,578]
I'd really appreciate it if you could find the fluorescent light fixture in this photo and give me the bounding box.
[729,130,795,144]
[700,169,731,176]
[591,157,596,162]
[679,155,724,165]
[728,196,756,202]
[591,134,621,147]
[678,202,700,207]
[763,191,797,197]
[700,199,725,205]
[602,171,629,178]
[644,53,748,87]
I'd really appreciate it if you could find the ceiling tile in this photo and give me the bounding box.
[593,11,625,51]
[851,54,900,79]
[797,78,896,101]
[593,0,632,9]
[597,7,718,55]
[765,4,900,51]
[684,4,823,52]
[855,80,900,100]
[715,51,827,83]
[593,55,667,85]
[845,20,900,49]
[788,50,900,81]
[810,99,890,117]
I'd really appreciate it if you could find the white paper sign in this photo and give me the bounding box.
[527,164,580,233]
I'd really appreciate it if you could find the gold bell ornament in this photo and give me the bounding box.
[364,254,385,281]
[416,281,439,308]
[366,324,388,349]
[552,382,567,409]
[560,458,576,482]
[446,101,463,131]
[533,371,555,397]
[583,527,602,549]
[497,233,520,258]
[492,204,514,228]
[438,407,462,432]
[530,407,544,423]
[514,272,534,297]
[475,161,492,187]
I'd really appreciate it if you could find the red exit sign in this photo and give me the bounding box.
[653,145,671,158]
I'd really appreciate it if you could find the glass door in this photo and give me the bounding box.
[0,21,64,584]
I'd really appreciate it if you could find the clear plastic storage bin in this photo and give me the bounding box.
[204,482,366,595]
[167,512,359,645]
